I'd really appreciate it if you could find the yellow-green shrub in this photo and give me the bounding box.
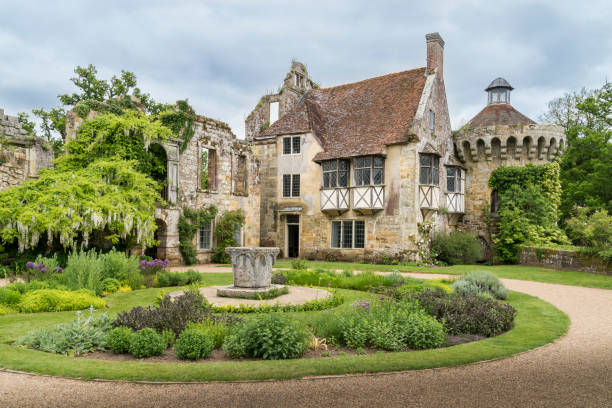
[16,289,106,313]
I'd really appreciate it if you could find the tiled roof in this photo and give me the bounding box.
[258,68,428,160]
[469,104,535,128]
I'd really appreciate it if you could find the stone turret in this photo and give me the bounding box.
[453,79,566,256]
[245,61,317,141]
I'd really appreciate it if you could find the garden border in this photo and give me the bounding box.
[0,290,569,382]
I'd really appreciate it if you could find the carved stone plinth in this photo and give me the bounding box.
[218,247,280,298]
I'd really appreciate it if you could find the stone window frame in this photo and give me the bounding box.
[419,154,440,186]
[282,174,300,198]
[331,220,365,249]
[198,220,213,251]
[199,143,217,193]
[282,136,301,155]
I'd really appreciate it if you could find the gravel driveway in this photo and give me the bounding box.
[0,277,610,408]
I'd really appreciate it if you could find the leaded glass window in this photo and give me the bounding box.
[419,154,439,185]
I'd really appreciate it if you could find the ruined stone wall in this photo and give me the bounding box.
[245,61,315,141]
[453,124,566,251]
[157,115,261,264]
[520,246,611,275]
[0,108,54,191]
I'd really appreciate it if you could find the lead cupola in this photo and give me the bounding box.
[486,77,513,105]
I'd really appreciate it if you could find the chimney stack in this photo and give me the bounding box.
[425,32,445,78]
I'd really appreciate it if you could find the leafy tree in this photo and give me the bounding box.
[17,113,36,137]
[542,82,612,220]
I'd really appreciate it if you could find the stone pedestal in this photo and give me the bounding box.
[217,247,282,298]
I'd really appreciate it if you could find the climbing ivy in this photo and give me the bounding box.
[212,210,245,263]
[159,100,196,152]
[489,163,568,263]
[178,206,218,265]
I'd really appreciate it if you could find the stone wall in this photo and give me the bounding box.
[454,123,566,255]
[0,108,54,191]
[520,246,611,275]
[245,61,315,141]
[156,115,261,264]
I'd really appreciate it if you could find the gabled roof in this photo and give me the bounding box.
[258,67,428,161]
[468,104,536,128]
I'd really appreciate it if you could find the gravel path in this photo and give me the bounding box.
[1,278,610,407]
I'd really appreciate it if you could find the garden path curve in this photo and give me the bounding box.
[1,277,611,407]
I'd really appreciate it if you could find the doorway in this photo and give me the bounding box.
[286,215,300,258]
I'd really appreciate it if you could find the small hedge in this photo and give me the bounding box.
[210,291,343,314]
[16,289,106,313]
[223,313,309,360]
[129,328,167,358]
[106,327,133,354]
[431,231,483,265]
[174,327,215,360]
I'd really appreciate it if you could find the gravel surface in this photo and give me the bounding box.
[1,278,610,407]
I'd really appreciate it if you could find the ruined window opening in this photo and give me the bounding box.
[199,221,212,250]
[491,190,500,215]
[201,147,217,191]
[331,220,365,249]
[419,154,439,186]
[429,110,435,131]
[282,174,300,197]
[354,156,384,186]
[283,136,300,155]
[322,159,349,188]
[233,155,247,195]
[446,166,463,193]
[269,101,279,123]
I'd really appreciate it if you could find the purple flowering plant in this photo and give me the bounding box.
[352,300,371,311]
[139,258,169,287]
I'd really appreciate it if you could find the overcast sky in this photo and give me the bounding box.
[1,0,610,138]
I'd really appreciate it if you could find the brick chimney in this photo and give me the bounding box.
[426,32,445,78]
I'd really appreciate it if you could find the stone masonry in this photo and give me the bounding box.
[0,108,54,191]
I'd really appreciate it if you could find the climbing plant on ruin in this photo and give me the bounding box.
[178,207,218,265]
[489,162,569,262]
[0,159,160,252]
[212,210,245,263]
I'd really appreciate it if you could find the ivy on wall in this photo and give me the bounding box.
[489,162,569,263]
[178,206,218,265]
[159,100,196,153]
[212,210,245,263]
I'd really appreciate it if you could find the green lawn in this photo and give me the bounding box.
[0,272,569,382]
[274,261,612,290]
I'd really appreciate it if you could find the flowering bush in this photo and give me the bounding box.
[139,258,169,287]
[24,256,62,282]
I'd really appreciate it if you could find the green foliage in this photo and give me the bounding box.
[158,100,196,152]
[0,159,161,253]
[17,112,37,136]
[61,251,104,295]
[260,120,270,131]
[223,313,309,360]
[490,163,569,263]
[200,149,209,189]
[156,270,203,287]
[161,328,176,347]
[100,250,143,289]
[412,289,517,337]
[0,287,22,306]
[178,206,218,265]
[451,271,509,300]
[16,289,105,313]
[291,259,307,270]
[129,328,167,358]
[174,327,215,360]
[431,231,482,265]
[106,326,134,354]
[186,321,228,349]
[102,278,121,294]
[16,307,113,356]
[210,291,343,314]
[557,83,612,220]
[565,208,612,262]
[217,286,288,300]
[212,210,245,263]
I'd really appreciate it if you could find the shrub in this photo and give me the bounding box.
[399,312,446,349]
[413,289,516,337]
[129,328,167,358]
[431,231,482,265]
[16,307,113,356]
[100,250,143,289]
[291,259,307,270]
[106,326,133,354]
[102,278,121,294]
[271,272,287,285]
[115,291,238,334]
[174,327,215,360]
[223,314,309,360]
[156,270,202,287]
[24,254,62,282]
[565,208,612,262]
[161,328,176,347]
[451,271,508,300]
[0,287,22,306]
[16,289,106,313]
[61,251,105,295]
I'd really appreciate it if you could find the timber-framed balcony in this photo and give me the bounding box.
[320,187,350,214]
[445,192,465,213]
[352,185,385,213]
[419,185,440,210]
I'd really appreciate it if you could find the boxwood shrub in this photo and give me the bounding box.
[106,326,133,354]
[129,328,167,358]
[174,327,215,360]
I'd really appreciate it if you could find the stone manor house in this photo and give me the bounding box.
[0,32,565,263]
